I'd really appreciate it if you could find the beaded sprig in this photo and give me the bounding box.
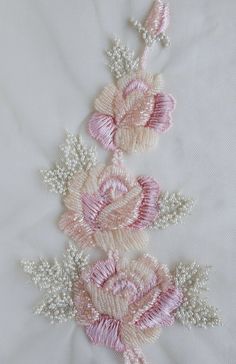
[22,2,221,364]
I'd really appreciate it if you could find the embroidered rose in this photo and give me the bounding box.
[59,163,160,251]
[88,71,175,153]
[73,254,182,361]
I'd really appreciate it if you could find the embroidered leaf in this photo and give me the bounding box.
[173,262,222,328]
[152,191,195,229]
[22,242,88,323]
[41,131,96,195]
[22,258,65,293]
[34,292,76,323]
[131,0,170,47]
[106,39,139,79]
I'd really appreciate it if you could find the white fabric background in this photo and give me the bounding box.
[0,0,235,363]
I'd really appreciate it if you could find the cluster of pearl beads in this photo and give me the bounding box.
[152,191,195,230]
[173,262,222,328]
[22,243,88,323]
[41,132,96,195]
[130,18,170,47]
[106,39,139,79]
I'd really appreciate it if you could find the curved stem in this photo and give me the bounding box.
[140,46,149,70]
[140,45,152,71]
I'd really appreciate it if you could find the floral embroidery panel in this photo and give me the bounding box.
[19,1,225,364]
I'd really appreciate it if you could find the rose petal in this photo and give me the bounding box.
[147,93,176,133]
[121,323,161,347]
[130,287,161,324]
[117,71,154,92]
[87,284,129,320]
[126,256,159,297]
[81,192,107,229]
[86,316,125,352]
[123,80,149,97]
[96,186,142,229]
[130,176,160,229]
[94,84,117,116]
[115,126,158,153]
[73,279,100,325]
[93,229,149,252]
[82,164,105,195]
[59,210,93,247]
[84,256,117,287]
[88,112,117,150]
[64,170,87,212]
[98,164,135,190]
[113,91,128,123]
[123,93,155,126]
[136,287,183,329]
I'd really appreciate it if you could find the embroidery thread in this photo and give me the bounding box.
[22,1,221,364]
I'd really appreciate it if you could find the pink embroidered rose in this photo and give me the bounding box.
[88,71,175,153]
[73,253,182,362]
[59,163,160,251]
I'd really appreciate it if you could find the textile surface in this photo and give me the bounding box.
[0,0,235,363]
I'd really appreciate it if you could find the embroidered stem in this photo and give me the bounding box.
[140,46,151,70]
[123,348,148,364]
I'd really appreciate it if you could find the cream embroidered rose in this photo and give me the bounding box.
[73,253,182,361]
[88,71,175,153]
[59,162,160,251]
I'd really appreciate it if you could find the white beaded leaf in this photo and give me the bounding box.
[21,242,88,323]
[34,292,76,324]
[106,39,139,79]
[173,262,222,328]
[152,191,195,230]
[41,131,96,195]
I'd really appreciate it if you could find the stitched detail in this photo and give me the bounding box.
[21,2,221,364]
[173,262,222,328]
[73,254,182,354]
[89,70,176,153]
[59,162,160,251]
[21,243,88,323]
[106,39,140,79]
[41,131,96,195]
[152,191,195,230]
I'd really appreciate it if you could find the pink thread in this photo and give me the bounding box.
[136,287,183,329]
[86,256,117,287]
[140,46,150,71]
[86,315,125,352]
[123,80,149,97]
[130,176,160,229]
[145,0,170,37]
[73,254,182,357]
[89,71,176,153]
[88,112,117,151]
[99,177,129,199]
[59,164,160,251]
[81,193,107,229]
[147,93,176,133]
[58,210,93,247]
